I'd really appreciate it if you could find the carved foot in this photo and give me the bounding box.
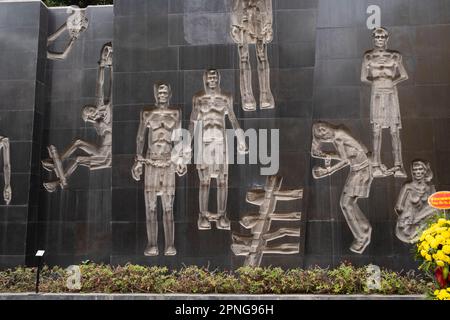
[372,164,393,178]
[242,95,257,111]
[144,245,159,256]
[260,93,275,109]
[164,246,177,256]
[216,214,231,230]
[42,159,55,172]
[392,165,407,179]
[43,181,59,193]
[198,213,212,230]
[349,236,371,254]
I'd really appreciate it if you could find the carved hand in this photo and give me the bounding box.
[131,161,143,181]
[176,163,187,177]
[3,185,11,205]
[312,166,329,179]
[238,141,248,154]
[231,26,243,43]
[263,24,273,42]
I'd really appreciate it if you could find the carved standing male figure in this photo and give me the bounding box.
[132,82,187,256]
[231,0,275,111]
[361,27,409,178]
[0,137,11,205]
[311,122,373,254]
[190,69,247,230]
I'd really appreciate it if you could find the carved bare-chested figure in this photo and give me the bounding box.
[395,160,437,243]
[190,69,247,230]
[42,42,113,192]
[361,27,409,178]
[132,82,187,256]
[231,0,275,111]
[0,137,11,205]
[312,122,373,254]
[47,6,89,60]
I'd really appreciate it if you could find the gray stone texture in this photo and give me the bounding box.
[0,0,449,272]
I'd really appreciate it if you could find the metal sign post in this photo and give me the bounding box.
[35,250,45,294]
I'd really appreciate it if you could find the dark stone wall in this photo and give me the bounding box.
[0,0,47,268]
[1,0,449,271]
[308,0,450,270]
[112,0,315,269]
[28,5,114,267]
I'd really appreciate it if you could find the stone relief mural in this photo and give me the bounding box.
[190,69,248,231]
[361,27,409,178]
[47,5,89,61]
[311,122,373,254]
[231,175,303,267]
[230,0,275,111]
[395,160,437,243]
[42,42,113,192]
[0,137,11,205]
[132,82,187,256]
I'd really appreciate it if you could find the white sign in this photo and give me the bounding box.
[35,250,45,257]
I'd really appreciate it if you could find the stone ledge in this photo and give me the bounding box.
[0,293,426,300]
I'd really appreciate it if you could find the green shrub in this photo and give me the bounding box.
[0,262,430,295]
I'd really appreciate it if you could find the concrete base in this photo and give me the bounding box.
[0,293,426,300]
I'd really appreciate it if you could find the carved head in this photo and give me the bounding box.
[313,122,335,142]
[99,42,113,67]
[82,105,97,122]
[66,6,89,39]
[411,159,433,183]
[154,82,171,106]
[203,69,220,93]
[372,27,389,49]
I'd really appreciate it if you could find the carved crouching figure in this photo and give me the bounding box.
[132,82,187,256]
[42,42,113,192]
[311,122,373,254]
[231,0,275,110]
[190,69,248,231]
[395,160,437,243]
[361,27,409,178]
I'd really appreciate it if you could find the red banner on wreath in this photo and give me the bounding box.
[428,191,450,210]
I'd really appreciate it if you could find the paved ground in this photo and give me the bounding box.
[0,293,426,300]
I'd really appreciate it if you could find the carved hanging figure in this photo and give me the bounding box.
[0,137,11,205]
[47,5,89,60]
[395,160,437,243]
[42,42,113,192]
[190,69,248,231]
[361,27,409,178]
[311,122,373,254]
[231,0,275,111]
[132,82,187,256]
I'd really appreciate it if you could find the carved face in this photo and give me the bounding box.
[412,162,426,181]
[372,29,389,49]
[206,71,219,90]
[313,123,334,141]
[82,106,97,121]
[156,85,170,105]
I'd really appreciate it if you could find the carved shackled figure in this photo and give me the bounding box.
[47,6,89,60]
[311,122,373,254]
[231,0,275,111]
[42,42,113,192]
[361,27,409,178]
[132,82,187,256]
[190,69,248,230]
[395,160,437,243]
[0,137,11,205]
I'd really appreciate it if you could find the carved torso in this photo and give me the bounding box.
[195,93,230,143]
[334,131,368,168]
[365,49,401,89]
[143,107,179,159]
[401,182,434,211]
[233,0,271,38]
